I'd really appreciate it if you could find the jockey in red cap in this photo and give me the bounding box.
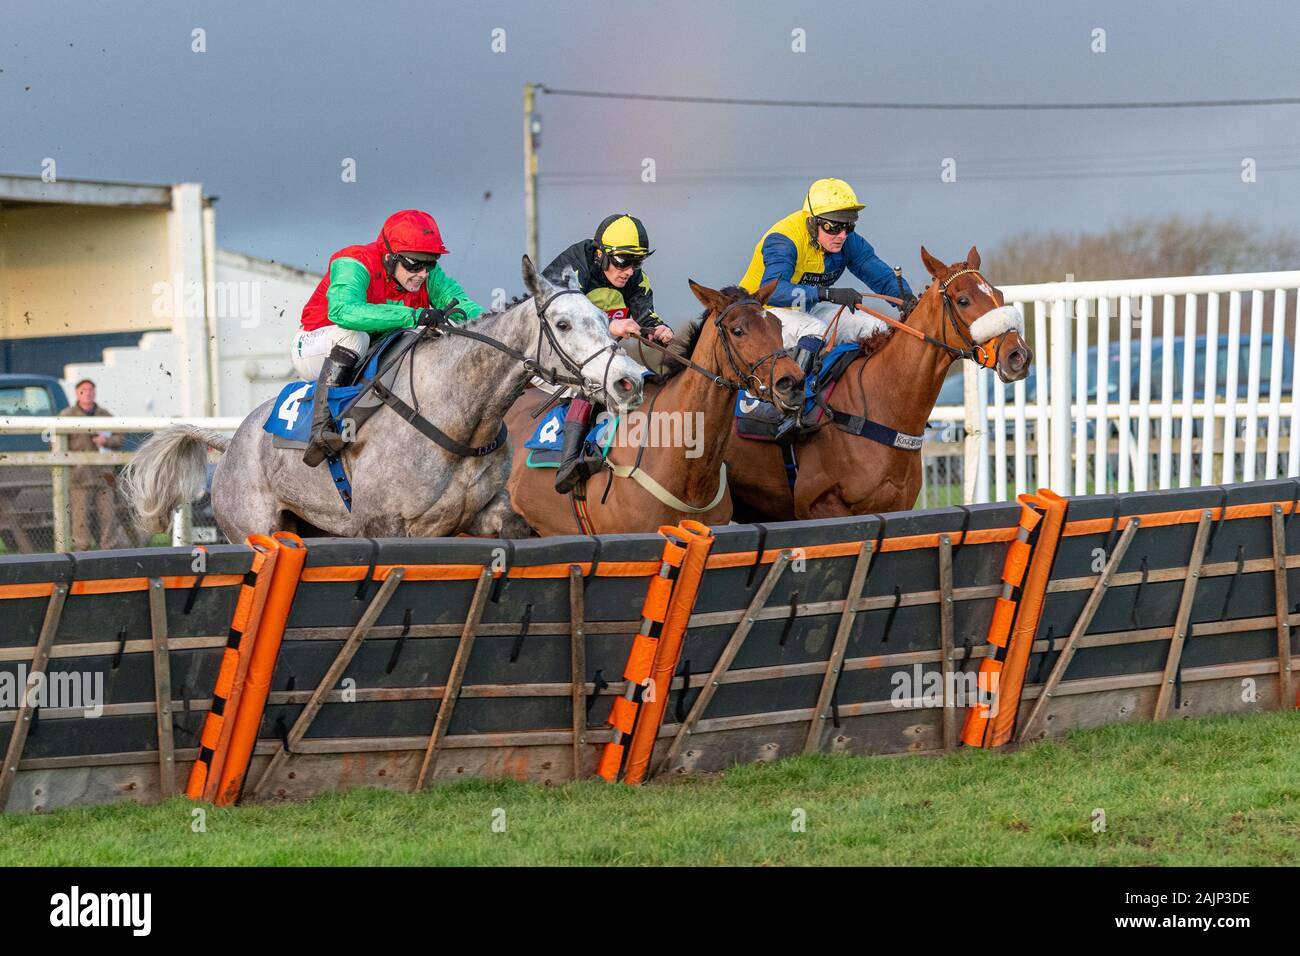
[294,210,482,466]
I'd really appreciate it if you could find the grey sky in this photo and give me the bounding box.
[3,0,1297,322]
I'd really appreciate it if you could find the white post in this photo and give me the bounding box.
[1201,294,1221,484]
[1074,297,1089,495]
[168,183,210,417]
[1050,298,1071,493]
[962,361,988,503]
[1094,296,1111,494]
[1136,295,1154,491]
[202,202,222,417]
[171,504,192,548]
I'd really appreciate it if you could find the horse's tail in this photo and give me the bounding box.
[119,425,230,534]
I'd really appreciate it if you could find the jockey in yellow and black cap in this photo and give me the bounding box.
[542,214,673,496]
[543,214,674,345]
[740,179,916,319]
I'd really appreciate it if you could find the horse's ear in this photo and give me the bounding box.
[522,255,554,298]
[689,279,725,312]
[920,246,946,279]
[755,278,780,307]
[966,245,981,270]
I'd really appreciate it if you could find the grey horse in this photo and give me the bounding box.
[121,257,646,542]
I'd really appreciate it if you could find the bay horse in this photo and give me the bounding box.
[122,257,647,541]
[504,280,803,535]
[726,246,1033,519]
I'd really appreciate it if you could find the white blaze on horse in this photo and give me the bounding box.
[121,257,646,541]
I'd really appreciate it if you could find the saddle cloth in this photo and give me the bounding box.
[265,329,415,450]
[733,341,861,442]
[523,402,618,468]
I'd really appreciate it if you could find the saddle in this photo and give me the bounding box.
[266,329,415,452]
[733,341,862,443]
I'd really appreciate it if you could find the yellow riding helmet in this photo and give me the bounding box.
[803,178,865,222]
[594,213,653,257]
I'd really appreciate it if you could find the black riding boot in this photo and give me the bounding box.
[302,344,360,467]
[554,398,604,493]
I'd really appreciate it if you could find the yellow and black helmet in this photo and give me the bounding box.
[594,214,654,263]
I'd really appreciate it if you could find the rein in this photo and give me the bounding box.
[850,269,1003,369]
[628,297,794,409]
[367,290,621,461]
[442,288,621,391]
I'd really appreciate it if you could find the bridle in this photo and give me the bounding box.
[442,288,625,395]
[801,267,1015,453]
[849,269,1009,370]
[630,297,796,410]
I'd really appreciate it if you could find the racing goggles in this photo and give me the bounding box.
[606,251,646,269]
[815,218,856,236]
[394,253,440,272]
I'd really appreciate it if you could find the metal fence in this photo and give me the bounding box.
[0,417,241,553]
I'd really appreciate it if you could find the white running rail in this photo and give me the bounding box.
[953,271,1300,503]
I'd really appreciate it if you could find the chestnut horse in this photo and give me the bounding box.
[726,246,1033,519]
[505,281,803,535]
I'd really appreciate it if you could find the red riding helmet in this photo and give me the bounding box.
[379,209,449,256]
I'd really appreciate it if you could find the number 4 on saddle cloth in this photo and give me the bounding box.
[524,403,618,469]
[263,329,418,510]
[264,332,409,447]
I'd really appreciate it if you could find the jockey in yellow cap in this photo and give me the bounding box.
[740,179,916,347]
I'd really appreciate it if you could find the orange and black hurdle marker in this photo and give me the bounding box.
[598,521,715,783]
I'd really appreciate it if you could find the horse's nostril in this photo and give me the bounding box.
[616,377,635,394]
[776,376,797,395]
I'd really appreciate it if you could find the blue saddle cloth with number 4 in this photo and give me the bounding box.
[523,403,616,468]
[262,342,398,445]
[264,381,365,444]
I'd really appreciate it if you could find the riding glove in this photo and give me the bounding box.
[415,307,445,332]
[822,287,863,309]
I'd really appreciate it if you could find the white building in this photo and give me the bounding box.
[0,173,315,416]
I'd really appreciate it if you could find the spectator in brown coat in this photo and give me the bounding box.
[59,379,124,550]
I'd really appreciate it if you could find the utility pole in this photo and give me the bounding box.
[523,82,540,265]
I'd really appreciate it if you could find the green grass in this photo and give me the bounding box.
[4,711,1300,866]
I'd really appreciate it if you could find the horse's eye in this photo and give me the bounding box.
[556,320,571,332]
[731,326,744,336]
[958,297,970,307]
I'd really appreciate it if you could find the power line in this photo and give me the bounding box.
[537,86,1300,111]
[541,164,1300,187]
[539,143,1300,180]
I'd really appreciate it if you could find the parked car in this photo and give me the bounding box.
[0,375,70,551]
[935,334,1296,408]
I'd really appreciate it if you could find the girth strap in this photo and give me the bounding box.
[371,380,507,458]
[827,408,924,452]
